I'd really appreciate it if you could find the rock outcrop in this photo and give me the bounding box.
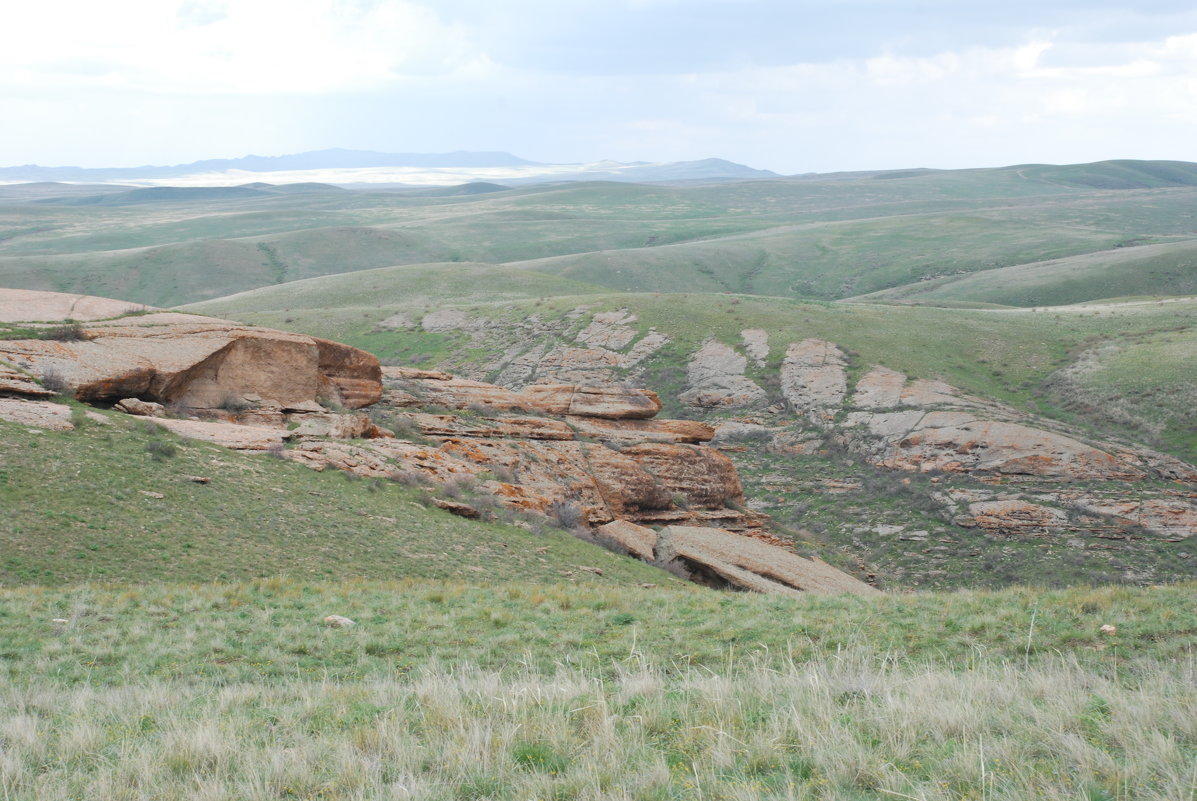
[781,339,848,418]
[679,340,767,408]
[0,290,382,412]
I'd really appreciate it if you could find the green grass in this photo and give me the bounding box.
[854,239,1197,307]
[4,163,1197,308]
[0,411,673,588]
[1,579,1195,799]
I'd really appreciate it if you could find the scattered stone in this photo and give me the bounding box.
[1100,624,1117,636]
[115,398,165,416]
[432,498,482,519]
[323,615,356,628]
[578,566,604,576]
[187,475,211,484]
[140,490,165,499]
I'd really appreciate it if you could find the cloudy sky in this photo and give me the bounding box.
[4,0,1197,173]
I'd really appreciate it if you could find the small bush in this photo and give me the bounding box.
[548,499,583,530]
[145,440,177,461]
[41,322,87,341]
[39,368,71,396]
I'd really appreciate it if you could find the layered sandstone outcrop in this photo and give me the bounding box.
[0,290,381,412]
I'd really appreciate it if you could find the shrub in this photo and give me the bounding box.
[39,368,71,396]
[41,321,87,341]
[548,499,583,530]
[145,440,177,461]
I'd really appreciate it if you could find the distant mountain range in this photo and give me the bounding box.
[0,150,779,187]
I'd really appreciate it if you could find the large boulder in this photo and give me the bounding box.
[0,291,382,412]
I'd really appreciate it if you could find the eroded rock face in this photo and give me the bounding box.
[781,339,847,418]
[0,291,382,412]
[0,363,53,398]
[741,329,769,367]
[523,384,662,419]
[680,340,767,408]
[847,410,1143,480]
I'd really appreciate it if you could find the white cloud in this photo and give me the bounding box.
[1,0,481,94]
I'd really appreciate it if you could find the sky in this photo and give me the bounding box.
[3,0,1197,174]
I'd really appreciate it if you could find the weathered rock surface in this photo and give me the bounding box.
[523,384,662,419]
[0,398,79,430]
[147,418,291,451]
[115,397,166,416]
[656,526,878,595]
[680,340,767,408]
[847,410,1143,480]
[741,329,769,367]
[0,291,382,412]
[575,309,638,350]
[595,520,658,561]
[781,339,847,418]
[0,362,53,397]
[0,288,149,323]
[563,416,715,444]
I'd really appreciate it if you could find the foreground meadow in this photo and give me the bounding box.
[2,580,1195,800]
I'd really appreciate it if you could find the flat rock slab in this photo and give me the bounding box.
[656,525,878,595]
[0,288,151,323]
[148,418,290,451]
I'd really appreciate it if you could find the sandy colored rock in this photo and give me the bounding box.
[1071,496,1197,539]
[680,340,767,408]
[968,499,1070,535]
[433,498,482,519]
[656,526,877,595]
[781,339,847,416]
[314,338,383,409]
[855,411,1143,479]
[741,329,769,366]
[580,442,674,517]
[852,365,977,410]
[595,520,658,561]
[393,412,575,441]
[575,310,638,350]
[0,398,77,430]
[115,398,165,416]
[0,302,382,412]
[621,443,744,508]
[564,416,715,444]
[0,362,54,397]
[0,288,150,323]
[385,372,533,412]
[288,412,382,439]
[148,418,290,451]
[523,384,662,419]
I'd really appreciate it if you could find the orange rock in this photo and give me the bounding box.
[564,416,714,444]
[620,443,745,509]
[523,384,662,419]
[392,412,575,441]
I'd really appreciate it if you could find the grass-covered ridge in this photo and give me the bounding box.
[2,578,1195,800]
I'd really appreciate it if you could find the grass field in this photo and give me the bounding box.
[1,579,1195,800]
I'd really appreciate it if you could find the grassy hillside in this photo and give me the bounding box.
[853,240,1197,307]
[3,162,1197,308]
[2,578,1194,800]
[0,408,673,588]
